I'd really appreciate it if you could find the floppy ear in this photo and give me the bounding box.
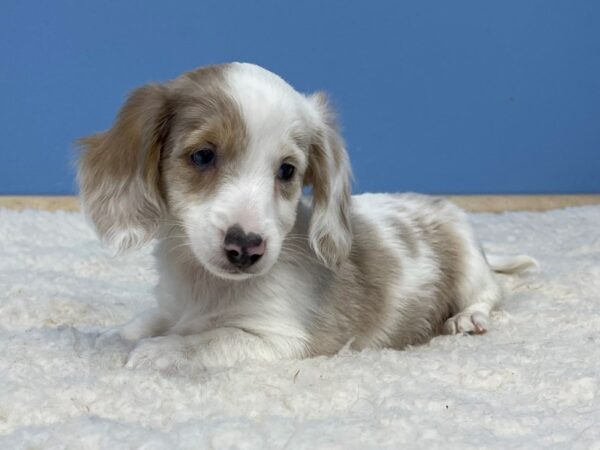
[77,84,173,252]
[305,92,353,269]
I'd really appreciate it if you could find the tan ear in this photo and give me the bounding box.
[305,92,353,269]
[77,84,172,252]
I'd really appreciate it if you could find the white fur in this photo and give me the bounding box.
[78,63,536,373]
[121,192,525,373]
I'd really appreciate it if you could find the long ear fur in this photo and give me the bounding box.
[77,84,172,252]
[305,92,353,269]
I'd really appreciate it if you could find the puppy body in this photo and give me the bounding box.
[157,192,498,351]
[79,63,534,371]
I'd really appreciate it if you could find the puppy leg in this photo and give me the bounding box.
[444,261,503,335]
[97,309,171,346]
[126,327,305,373]
[118,309,172,340]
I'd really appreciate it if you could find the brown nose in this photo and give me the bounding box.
[223,224,265,268]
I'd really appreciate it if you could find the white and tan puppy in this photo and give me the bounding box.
[78,63,536,372]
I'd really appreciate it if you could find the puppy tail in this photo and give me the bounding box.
[486,254,539,274]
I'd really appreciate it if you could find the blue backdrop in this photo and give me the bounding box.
[2,1,599,195]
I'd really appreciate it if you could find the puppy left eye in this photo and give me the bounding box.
[277,163,295,181]
[190,147,216,168]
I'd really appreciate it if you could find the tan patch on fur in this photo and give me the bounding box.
[391,218,419,258]
[303,197,466,354]
[77,63,251,248]
[304,92,352,269]
[388,198,464,347]
[306,211,400,355]
[278,176,302,202]
[77,84,174,249]
[156,66,249,214]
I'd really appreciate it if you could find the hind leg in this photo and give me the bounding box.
[444,261,503,335]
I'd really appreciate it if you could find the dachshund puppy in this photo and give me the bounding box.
[78,63,535,371]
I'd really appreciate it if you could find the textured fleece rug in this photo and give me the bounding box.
[0,205,599,449]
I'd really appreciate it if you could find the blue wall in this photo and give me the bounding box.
[2,1,599,195]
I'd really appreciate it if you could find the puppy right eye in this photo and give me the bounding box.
[190,148,216,168]
[277,163,295,181]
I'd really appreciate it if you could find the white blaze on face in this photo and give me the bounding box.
[182,63,314,279]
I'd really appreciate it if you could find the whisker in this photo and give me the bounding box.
[165,241,194,257]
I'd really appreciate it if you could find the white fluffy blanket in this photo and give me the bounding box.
[1,206,599,449]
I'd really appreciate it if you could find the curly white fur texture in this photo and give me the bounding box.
[1,206,598,448]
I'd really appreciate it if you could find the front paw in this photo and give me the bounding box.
[125,335,196,374]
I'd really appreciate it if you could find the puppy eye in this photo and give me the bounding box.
[277,163,295,181]
[190,148,216,168]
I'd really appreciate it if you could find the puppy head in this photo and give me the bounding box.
[78,63,352,279]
